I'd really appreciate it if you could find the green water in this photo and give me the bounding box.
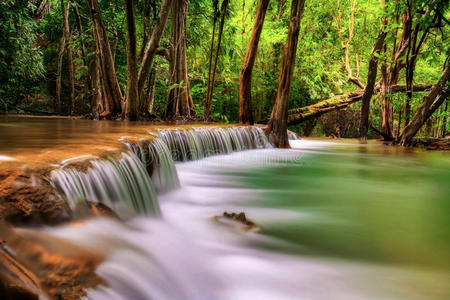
[248,143,450,271]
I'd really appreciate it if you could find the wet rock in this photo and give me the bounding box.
[0,168,70,226]
[0,223,104,300]
[0,274,39,300]
[214,212,260,232]
[87,202,119,219]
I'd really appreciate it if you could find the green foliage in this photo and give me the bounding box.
[0,0,447,138]
[0,0,44,111]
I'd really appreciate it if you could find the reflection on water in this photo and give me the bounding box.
[43,140,450,300]
[0,116,220,163]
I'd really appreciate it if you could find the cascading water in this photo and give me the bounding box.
[51,152,160,217]
[158,126,271,162]
[51,126,271,218]
[288,131,299,140]
[123,138,180,193]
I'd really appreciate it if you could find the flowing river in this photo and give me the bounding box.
[0,116,449,299]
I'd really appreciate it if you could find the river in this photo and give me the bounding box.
[0,116,449,299]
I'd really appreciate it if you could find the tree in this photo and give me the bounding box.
[239,0,270,125]
[403,0,447,127]
[164,0,192,119]
[204,0,230,120]
[204,0,219,120]
[335,0,365,89]
[137,0,172,101]
[398,60,449,146]
[124,0,138,120]
[61,0,75,114]
[86,0,123,117]
[379,10,411,137]
[266,0,306,148]
[359,18,387,141]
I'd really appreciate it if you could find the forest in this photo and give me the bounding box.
[0,0,448,146]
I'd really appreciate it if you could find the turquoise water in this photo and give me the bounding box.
[246,142,450,271]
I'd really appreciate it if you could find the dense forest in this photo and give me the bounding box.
[0,0,448,146]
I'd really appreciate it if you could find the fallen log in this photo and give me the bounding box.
[258,84,431,125]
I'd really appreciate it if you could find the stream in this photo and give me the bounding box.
[1,117,449,299]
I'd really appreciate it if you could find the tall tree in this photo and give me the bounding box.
[55,32,65,113]
[61,0,75,114]
[164,0,192,119]
[86,0,123,117]
[398,61,449,145]
[140,69,157,114]
[379,10,411,137]
[124,0,138,120]
[137,0,172,101]
[204,0,219,120]
[204,0,230,120]
[359,17,387,141]
[266,0,306,148]
[403,0,446,126]
[239,0,270,125]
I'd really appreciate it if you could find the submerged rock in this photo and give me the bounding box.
[214,212,260,232]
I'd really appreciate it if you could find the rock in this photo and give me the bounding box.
[0,223,104,299]
[0,168,70,226]
[88,202,119,219]
[214,212,259,232]
[0,274,39,300]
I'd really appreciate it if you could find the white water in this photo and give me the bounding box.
[0,155,16,161]
[44,140,449,300]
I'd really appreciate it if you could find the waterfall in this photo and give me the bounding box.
[51,152,160,217]
[124,138,180,193]
[288,131,299,140]
[51,126,271,217]
[158,126,271,162]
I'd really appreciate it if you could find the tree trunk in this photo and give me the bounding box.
[88,45,102,118]
[164,0,191,119]
[380,63,395,137]
[441,99,448,137]
[55,35,65,113]
[239,0,270,125]
[203,0,219,120]
[139,0,152,63]
[398,63,449,146]
[61,0,75,114]
[124,0,139,120]
[204,0,230,120]
[380,10,411,137]
[141,69,156,113]
[266,0,306,148]
[137,0,172,100]
[86,0,123,117]
[359,26,387,141]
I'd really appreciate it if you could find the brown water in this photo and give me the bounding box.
[0,115,217,165]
